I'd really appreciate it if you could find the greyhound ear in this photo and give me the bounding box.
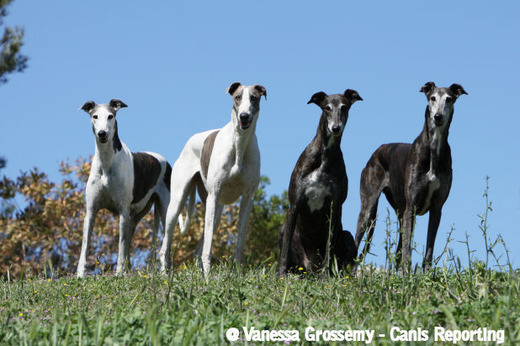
[109,99,128,111]
[80,101,96,113]
[420,81,436,94]
[254,84,267,99]
[344,89,363,103]
[307,91,327,106]
[449,83,468,98]
[226,82,242,96]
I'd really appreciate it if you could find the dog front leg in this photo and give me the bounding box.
[399,206,415,273]
[423,207,441,271]
[278,203,299,276]
[159,193,186,271]
[234,194,254,265]
[116,210,132,274]
[77,208,97,277]
[201,194,223,275]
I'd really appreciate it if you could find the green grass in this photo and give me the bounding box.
[1,178,518,344]
[0,258,519,345]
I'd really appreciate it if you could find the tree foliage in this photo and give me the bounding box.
[0,157,288,277]
[0,0,27,85]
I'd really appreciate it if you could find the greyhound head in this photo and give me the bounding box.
[308,89,363,138]
[420,82,467,129]
[80,99,127,145]
[227,82,267,131]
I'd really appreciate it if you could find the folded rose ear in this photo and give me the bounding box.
[80,101,96,113]
[420,81,436,95]
[307,91,327,106]
[344,89,363,103]
[254,84,267,99]
[109,99,128,111]
[449,83,468,98]
[226,82,242,96]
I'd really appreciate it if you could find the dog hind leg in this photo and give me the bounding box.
[356,160,386,262]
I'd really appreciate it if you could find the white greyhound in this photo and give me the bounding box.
[159,82,266,274]
[77,99,174,277]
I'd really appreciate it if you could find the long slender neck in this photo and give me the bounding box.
[418,106,450,172]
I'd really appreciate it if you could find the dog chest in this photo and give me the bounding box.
[418,172,441,215]
[304,171,332,212]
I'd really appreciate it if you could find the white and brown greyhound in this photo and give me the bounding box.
[77,99,173,277]
[159,82,266,274]
[355,82,467,271]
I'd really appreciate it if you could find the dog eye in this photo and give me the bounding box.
[430,96,436,102]
[325,105,332,112]
[250,95,258,102]
[92,115,98,119]
[108,114,114,120]
[235,95,242,101]
[445,97,453,103]
[340,105,347,112]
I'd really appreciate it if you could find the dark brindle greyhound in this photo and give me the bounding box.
[278,89,362,275]
[355,82,467,271]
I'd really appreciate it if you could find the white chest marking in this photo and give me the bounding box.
[420,171,440,215]
[305,171,331,212]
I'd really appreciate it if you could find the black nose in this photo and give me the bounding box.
[98,130,107,138]
[434,114,443,121]
[332,125,341,133]
[239,112,249,120]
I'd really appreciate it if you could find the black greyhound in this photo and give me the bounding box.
[278,89,362,275]
[355,82,467,271]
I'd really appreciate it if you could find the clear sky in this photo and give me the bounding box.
[1,1,519,268]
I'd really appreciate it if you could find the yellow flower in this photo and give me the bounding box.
[163,280,168,285]
[244,302,248,306]
[19,313,23,317]
[47,279,51,282]
[298,267,303,271]
[34,290,37,294]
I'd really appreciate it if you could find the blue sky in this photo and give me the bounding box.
[1,1,519,268]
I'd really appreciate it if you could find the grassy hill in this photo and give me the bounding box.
[1,258,518,344]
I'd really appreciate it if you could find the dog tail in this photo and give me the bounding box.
[163,161,173,192]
